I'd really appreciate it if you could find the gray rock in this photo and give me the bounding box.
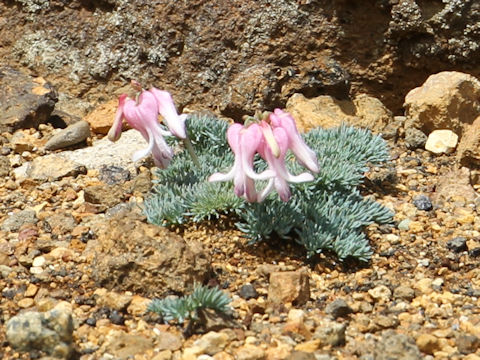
[2,209,37,232]
[0,66,57,133]
[312,319,346,346]
[412,195,433,211]
[404,127,427,150]
[6,302,74,359]
[45,120,91,150]
[325,298,353,319]
[447,236,468,253]
[238,283,258,300]
[374,330,422,360]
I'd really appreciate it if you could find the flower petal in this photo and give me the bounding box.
[108,94,128,142]
[150,88,187,139]
[270,109,319,173]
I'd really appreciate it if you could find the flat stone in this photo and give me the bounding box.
[45,120,91,150]
[58,129,146,175]
[22,154,87,182]
[425,129,458,154]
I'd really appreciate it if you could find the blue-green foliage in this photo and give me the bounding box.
[148,284,231,324]
[143,113,393,261]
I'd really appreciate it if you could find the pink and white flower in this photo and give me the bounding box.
[108,86,187,168]
[209,110,318,202]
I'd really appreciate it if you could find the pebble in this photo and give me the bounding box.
[447,236,468,253]
[235,345,265,360]
[416,333,440,355]
[239,283,258,300]
[393,285,415,301]
[412,194,433,211]
[193,331,229,356]
[425,129,458,154]
[374,330,422,360]
[457,334,480,354]
[325,298,352,319]
[368,285,392,303]
[268,270,310,305]
[405,127,427,149]
[32,256,46,267]
[18,297,35,308]
[397,219,411,231]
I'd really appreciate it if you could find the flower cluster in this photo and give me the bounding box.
[108,82,187,169]
[209,109,319,202]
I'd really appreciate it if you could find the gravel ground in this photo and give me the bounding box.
[0,123,480,360]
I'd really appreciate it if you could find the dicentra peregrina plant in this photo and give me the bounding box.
[209,109,318,202]
[108,81,198,167]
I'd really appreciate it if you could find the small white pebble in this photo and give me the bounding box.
[32,256,46,267]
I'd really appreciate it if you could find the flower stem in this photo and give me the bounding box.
[183,137,200,167]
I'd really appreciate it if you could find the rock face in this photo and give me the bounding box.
[88,212,211,297]
[2,1,480,117]
[0,67,57,132]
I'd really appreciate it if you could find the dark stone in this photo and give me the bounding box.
[238,283,258,300]
[325,298,353,319]
[0,66,57,132]
[99,165,131,185]
[405,128,427,150]
[469,247,480,258]
[412,195,433,211]
[447,237,467,253]
[85,318,96,326]
[108,310,124,325]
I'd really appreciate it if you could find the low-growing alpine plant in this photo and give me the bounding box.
[109,84,393,262]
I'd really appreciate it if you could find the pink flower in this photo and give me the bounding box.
[209,112,317,202]
[108,88,187,168]
[257,122,314,202]
[209,123,273,202]
[269,109,319,173]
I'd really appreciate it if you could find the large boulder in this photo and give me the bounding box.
[404,71,480,136]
